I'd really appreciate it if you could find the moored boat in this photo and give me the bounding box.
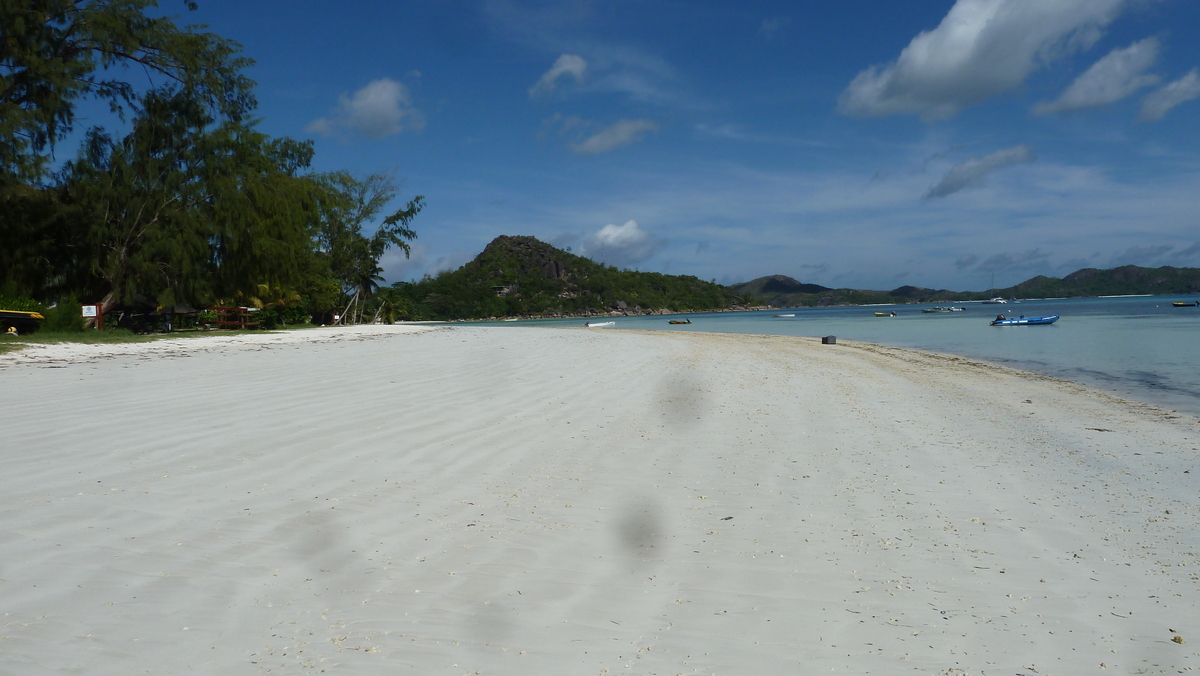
[922,306,965,313]
[668,319,692,325]
[584,321,615,328]
[773,313,795,317]
[1172,301,1198,307]
[875,311,897,317]
[991,314,1058,326]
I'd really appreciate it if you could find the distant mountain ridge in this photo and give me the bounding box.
[1011,265,1200,298]
[389,240,1200,319]
[731,265,1200,307]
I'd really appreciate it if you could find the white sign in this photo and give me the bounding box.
[81,305,98,318]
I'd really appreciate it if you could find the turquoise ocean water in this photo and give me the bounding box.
[484,295,1200,416]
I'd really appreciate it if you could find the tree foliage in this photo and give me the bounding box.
[0,2,423,323]
[1,0,254,184]
[313,171,423,302]
[57,88,319,308]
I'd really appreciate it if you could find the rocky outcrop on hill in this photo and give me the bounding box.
[395,235,750,320]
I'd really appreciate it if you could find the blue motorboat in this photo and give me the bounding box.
[990,314,1058,326]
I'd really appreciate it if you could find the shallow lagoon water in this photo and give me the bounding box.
[491,295,1200,416]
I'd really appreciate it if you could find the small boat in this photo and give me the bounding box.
[991,314,1058,326]
[584,321,615,328]
[875,311,897,317]
[981,297,1008,304]
[668,319,691,325]
[1172,301,1198,307]
[922,306,965,313]
[503,318,518,321]
[773,313,795,318]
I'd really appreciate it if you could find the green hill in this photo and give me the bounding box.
[728,276,961,307]
[1008,265,1200,298]
[730,265,1200,307]
[389,235,752,320]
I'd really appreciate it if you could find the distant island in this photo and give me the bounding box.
[730,266,1200,308]
[385,236,1200,320]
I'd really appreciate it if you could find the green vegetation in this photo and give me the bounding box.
[729,275,963,307]
[386,235,750,320]
[731,267,1200,307]
[1007,266,1200,298]
[1,1,421,329]
[0,283,44,313]
[41,296,84,332]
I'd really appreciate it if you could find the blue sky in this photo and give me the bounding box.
[174,0,1200,290]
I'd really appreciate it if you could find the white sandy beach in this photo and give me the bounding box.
[1,325,1198,675]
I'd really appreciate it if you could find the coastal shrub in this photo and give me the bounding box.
[0,282,45,314]
[256,304,310,329]
[42,297,85,333]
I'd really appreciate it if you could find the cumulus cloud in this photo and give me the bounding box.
[925,145,1036,199]
[1139,68,1200,121]
[308,79,425,139]
[379,243,429,283]
[1033,38,1160,115]
[571,119,657,154]
[579,220,666,267]
[838,0,1125,120]
[529,54,588,96]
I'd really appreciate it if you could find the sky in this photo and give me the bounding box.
[122,0,1200,290]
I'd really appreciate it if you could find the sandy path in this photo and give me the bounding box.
[1,326,1197,675]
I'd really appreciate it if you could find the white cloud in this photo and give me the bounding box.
[925,145,1036,198]
[529,54,588,96]
[1139,68,1200,121]
[571,119,657,154]
[379,243,429,283]
[579,220,666,267]
[1033,38,1160,115]
[307,79,425,139]
[838,0,1126,120]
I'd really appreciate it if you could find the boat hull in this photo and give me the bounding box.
[990,315,1058,326]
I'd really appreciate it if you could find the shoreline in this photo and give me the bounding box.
[2,326,1197,673]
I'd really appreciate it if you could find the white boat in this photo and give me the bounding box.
[981,297,1007,304]
[773,313,795,317]
[584,321,615,328]
[922,306,965,313]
